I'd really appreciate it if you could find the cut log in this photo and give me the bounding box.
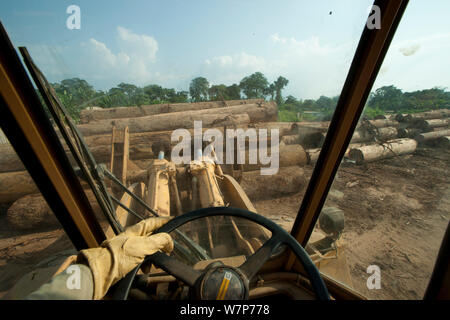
[241,144,308,171]
[299,132,325,148]
[79,99,264,123]
[348,127,397,143]
[348,138,417,164]
[78,111,254,136]
[280,134,301,145]
[357,119,399,128]
[239,166,306,200]
[78,102,277,136]
[411,119,449,132]
[291,122,330,134]
[306,148,321,164]
[402,109,450,122]
[398,128,422,138]
[83,125,249,147]
[0,171,39,203]
[0,141,154,173]
[436,136,450,148]
[350,130,374,143]
[0,144,26,173]
[375,127,398,141]
[395,113,409,122]
[6,190,104,231]
[0,169,151,204]
[307,143,365,164]
[414,129,450,144]
[424,119,449,128]
[344,143,365,157]
[82,121,294,148]
[253,122,296,136]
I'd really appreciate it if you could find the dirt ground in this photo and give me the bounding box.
[0,146,448,300]
[254,146,450,300]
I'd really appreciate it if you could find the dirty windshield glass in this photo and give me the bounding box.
[0,1,449,300]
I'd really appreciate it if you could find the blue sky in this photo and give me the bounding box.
[1,0,449,99]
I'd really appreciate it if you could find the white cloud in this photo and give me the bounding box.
[116,26,158,62]
[77,26,159,86]
[373,32,450,91]
[28,26,163,89]
[27,27,449,98]
[202,32,450,99]
[206,53,266,69]
[201,52,270,86]
[201,34,356,99]
[399,43,420,56]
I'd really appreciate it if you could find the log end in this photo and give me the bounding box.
[348,148,364,164]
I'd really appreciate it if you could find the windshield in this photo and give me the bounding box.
[0,0,449,300]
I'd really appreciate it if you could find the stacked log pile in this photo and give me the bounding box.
[1,99,305,230]
[2,102,449,231]
[303,109,450,164]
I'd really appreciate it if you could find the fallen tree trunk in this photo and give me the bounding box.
[348,138,417,164]
[414,129,450,144]
[78,111,254,136]
[6,190,104,230]
[239,166,306,200]
[79,99,264,123]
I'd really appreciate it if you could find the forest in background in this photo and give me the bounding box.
[47,71,450,122]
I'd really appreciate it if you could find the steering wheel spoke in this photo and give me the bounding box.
[238,235,283,280]
[147,251,201,287]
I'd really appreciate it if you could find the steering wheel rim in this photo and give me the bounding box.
[113,206,330,300]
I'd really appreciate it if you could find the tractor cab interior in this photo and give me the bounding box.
[0,0,449,300]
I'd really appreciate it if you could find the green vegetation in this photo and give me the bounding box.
[47,73,450,123]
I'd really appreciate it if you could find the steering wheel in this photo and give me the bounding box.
[113,207,330,300]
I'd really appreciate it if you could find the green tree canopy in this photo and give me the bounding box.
[226,84,241,100]
[239,72,269,99]
[208,84,228,101]
[368,85,404,111]
[273,76,289,105]
[189,77,210,102]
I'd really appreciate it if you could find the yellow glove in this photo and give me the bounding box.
[78,217,173,300]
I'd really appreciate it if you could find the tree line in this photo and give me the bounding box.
[48,73,449,122]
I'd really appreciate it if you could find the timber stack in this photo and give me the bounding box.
[2,100,449,231]
[303,108,450,164]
